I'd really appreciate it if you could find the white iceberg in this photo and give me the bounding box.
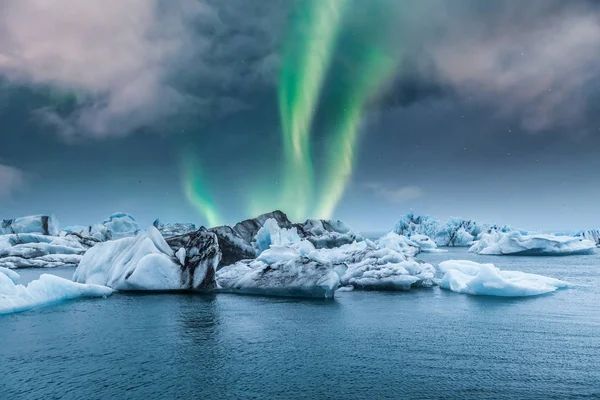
[469,232,596,256]
[0,233,86,269]
[0,270,112,315]
[63,212,140,242]
[1,215,59,236]
[438,260,569,297]
[300,219,365,249]
[376,232,421,257]
[152,219,197,238]
[217,242,346,299]
[255,218,302,254]
[393,212,518,247]
[74,226,220,291]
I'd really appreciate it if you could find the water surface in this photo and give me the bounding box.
[1,248,599,399]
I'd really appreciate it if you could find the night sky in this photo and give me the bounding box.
[1,0,600,232]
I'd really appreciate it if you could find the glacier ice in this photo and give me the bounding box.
[63,212,140,243]
[216,241,347,299]
[1,215,59,236]
[0,270,112,315]
[73,226,220,291]
[217,230,435,297]
[0,233,86,269]
[393,212,518,247]
[469,231,596,256]
[438,260,569,297]
[573,229,600,246]
[255,218,302,254]
[375,232,421,257]
[210,210,365,269]
[153,219,197,238]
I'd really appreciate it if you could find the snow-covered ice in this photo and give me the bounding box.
[63,212,140,242]
[438,260,569,297]
[0,233,86,269]
[376,232,421,257]
[0,270,112,315]
[217,241,347,299]
[153,219,197,238]
[74,226,220,291]
[255,218,302,254]
[393,212,518,247]
[1,215,59,236]
[469,232,596,256]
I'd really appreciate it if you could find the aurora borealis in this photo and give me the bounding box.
[185,0,400,225]
[4,0,600,233]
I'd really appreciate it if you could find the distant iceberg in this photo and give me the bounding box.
[0,233,86,269]
[438,260,568,297]
[73,226,221,291]
[0,269,112,315]
[469,232,596,256]
[393,212,518,247]
[1,215,59,236]
[62,212,140,243]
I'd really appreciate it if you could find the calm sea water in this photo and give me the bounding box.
[1,248,599,399]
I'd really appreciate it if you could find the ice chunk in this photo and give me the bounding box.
[63,212,140,242]
[74,226,220,291]
[0,233,86,269]
[255,218,302,254]
[217,255,347,299]
[393,212,519,247]
[469,232,596,256]
[300,219,365,249]
[338,247,435,291]
[0,272,112,315]
[153,219,197,238]
[0,266,20,284]
[376,232,421,257]
[438,260,568,297]
[1,215,59,236]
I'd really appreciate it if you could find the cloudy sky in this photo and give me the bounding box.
[1,0,600,232]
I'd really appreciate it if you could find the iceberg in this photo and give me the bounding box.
[312,241,435,291]
[300,219,364,249]
[469,231,596,256]
[573,229,600,246]
[0,233,86,269]
[1,215,59,236]
[73,226,220,291]
[376,232,421,257]
[255,218,302,254]
[217,225,435,296]
[0,270,112,315]
[210,210,365,269]
[62,212,140,243]
[216,242,347,299]
[438,260,569,297]
[153,219,197,238]
[393,212,519,247]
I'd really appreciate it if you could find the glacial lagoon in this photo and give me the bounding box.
[1,248,599,399]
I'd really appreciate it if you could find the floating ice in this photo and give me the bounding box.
[255,218,302,254]
[0,271,112,315]
[74,226,220,291]
[0,233,86,269]
[1,215,59,236]
[469,232,596,256]
[217,240,346,299]
[393,212,517,247]
[63,212,140,242]
[438,260,569,297]
[376,232,421,257]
